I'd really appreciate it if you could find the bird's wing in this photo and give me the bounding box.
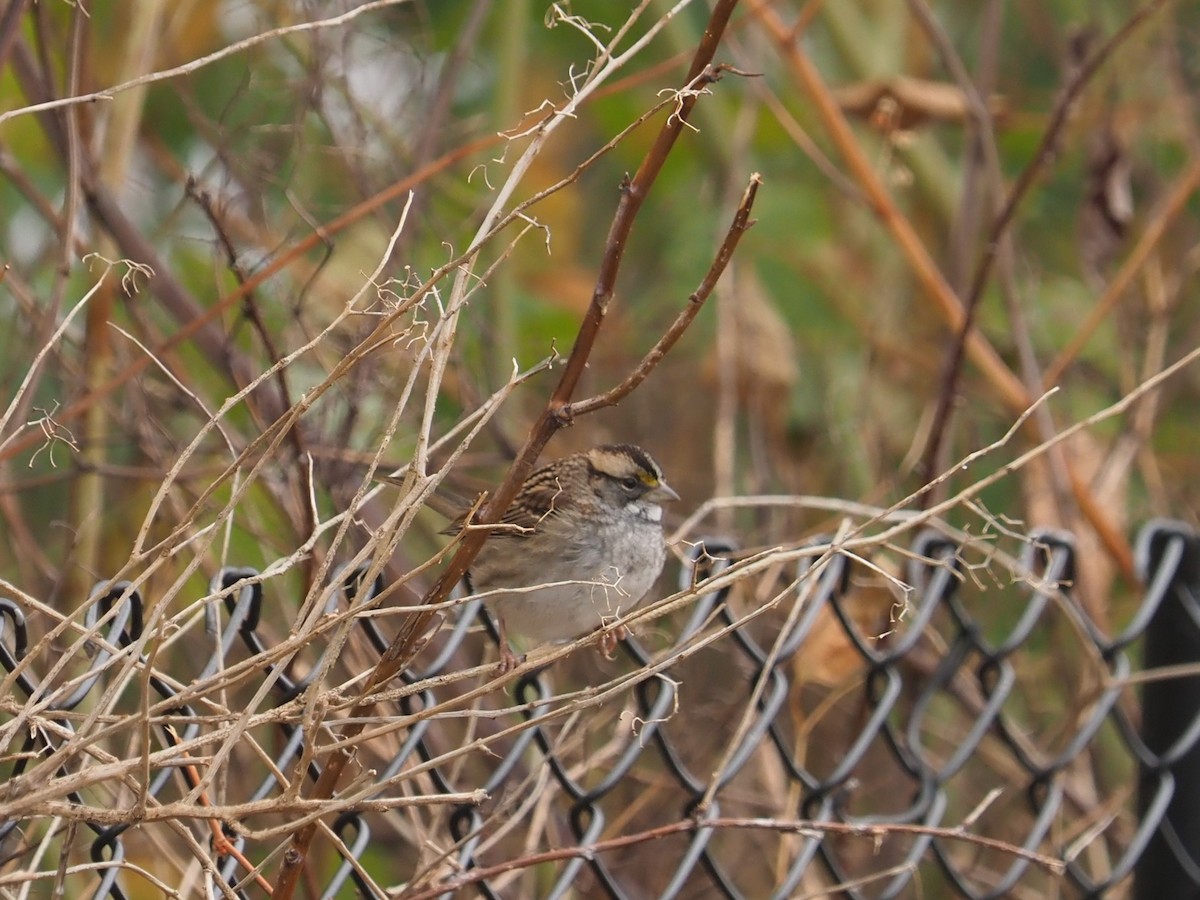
[497,468,573,533]
[440,467,574,537]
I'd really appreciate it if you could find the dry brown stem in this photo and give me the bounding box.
[400,814,1065,900]
[270,2,748,894]
[918,0,1170,494]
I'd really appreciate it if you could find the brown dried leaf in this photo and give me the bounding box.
[832,75,1008,131]
[790,578,896,687]
[702,268,800,427]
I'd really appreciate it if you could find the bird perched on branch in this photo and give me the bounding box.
[446,444,678,673]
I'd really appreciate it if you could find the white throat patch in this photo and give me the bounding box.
[628,501,663,523]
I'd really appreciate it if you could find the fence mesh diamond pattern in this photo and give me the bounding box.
[2,520,1199,898]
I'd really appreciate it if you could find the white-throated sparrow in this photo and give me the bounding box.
[449,444,678,672]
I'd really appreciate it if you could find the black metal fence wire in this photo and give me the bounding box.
[1,519,1198,898]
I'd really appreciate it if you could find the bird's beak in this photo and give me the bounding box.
[647,480,680,503]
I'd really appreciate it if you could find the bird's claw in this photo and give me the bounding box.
[598,624,628,659]
[495,645,525,676]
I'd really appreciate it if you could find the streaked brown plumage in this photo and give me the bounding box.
[451,444,677,672]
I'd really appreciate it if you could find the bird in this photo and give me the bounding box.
[448,444,678,673]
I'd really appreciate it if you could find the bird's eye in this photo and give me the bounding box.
[620,476,640,491]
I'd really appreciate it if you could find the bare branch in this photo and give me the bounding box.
[402,815,1065,900]
[566,172,762,418]
[268,5,745,895]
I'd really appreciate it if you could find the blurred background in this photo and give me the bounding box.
[1,0,1199,895]
[2,0,1199,596]
[2,0,1198,605]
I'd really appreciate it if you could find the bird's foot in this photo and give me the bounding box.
[598,623,628,659]
[494,644,525,676]
[492,616,525,676]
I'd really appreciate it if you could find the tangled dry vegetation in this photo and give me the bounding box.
[1,0,1198,896]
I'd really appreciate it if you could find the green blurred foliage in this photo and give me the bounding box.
[0,2,1197,889]
[0,0,1194,576]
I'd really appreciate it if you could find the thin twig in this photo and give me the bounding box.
[566,172,762,418]
[0,131,497,467]
[399,815,1065,899]
[0,0,416,128]
[746,0,1027,414]
[918,0,1171,494]
[1043,154,1200,389]
[269,6,744,894]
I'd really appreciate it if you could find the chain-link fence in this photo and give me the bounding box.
[2,519,1198,898]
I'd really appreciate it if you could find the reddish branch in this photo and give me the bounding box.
[184,177,316,553]
[0,130,499,466]
[0,0,28,79]
[750,0,1151,580]
[567,173,762,420]
[400,815,1066,899]
[270,1,748,896]
[916,0,1169,497]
